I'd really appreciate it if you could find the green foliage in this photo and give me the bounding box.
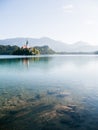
[31,48,40,55]
[34,46,55,54]
[0,45,19,55]
[0,45,55,55]
[12,48,32,55]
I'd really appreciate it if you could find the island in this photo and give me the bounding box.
[0,41,55,55]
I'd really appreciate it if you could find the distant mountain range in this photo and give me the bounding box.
[0,37,98,52]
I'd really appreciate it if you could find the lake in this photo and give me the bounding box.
[0,55,98,130]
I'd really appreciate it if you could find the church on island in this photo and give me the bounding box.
[13,41,40,55]
[21,41,40,55]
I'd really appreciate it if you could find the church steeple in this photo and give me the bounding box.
[26,40,28,47]
[22,40,29,49]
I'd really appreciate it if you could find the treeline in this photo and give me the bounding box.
[34,45,55,54]
[0,45,19,55]
[12,48,32,55]
[0,45,55,55]
[1,44,98,55]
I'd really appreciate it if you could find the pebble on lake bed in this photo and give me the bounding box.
[47,89,70,98]
[55,105,73,114]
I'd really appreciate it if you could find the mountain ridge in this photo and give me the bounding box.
[0,37,98,52]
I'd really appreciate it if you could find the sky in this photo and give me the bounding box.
[0,0,98,45]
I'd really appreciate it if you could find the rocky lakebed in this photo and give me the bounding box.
[0,88,98,130]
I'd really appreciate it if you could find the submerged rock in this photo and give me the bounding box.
[47,90,58,95]
[56,92,70,98]
[47,89,70,98]
[67,105,77,111]
[56,105,74,115]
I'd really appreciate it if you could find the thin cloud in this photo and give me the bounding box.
[63,4,74,13]
[85,20,96,25]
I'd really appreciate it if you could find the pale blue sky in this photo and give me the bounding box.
[0,0,98,45]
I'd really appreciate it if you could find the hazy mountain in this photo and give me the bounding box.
[0,37,67,52]
[66,41,98,52]
[0,37,98,52]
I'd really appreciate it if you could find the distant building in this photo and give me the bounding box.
[22,41,29,49]
[21,40,40,55]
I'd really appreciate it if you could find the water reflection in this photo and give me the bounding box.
[22,58,29,68]
[0,55,98,67]
[0,56,52,65]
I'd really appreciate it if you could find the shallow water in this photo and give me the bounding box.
[0,55,98,130]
